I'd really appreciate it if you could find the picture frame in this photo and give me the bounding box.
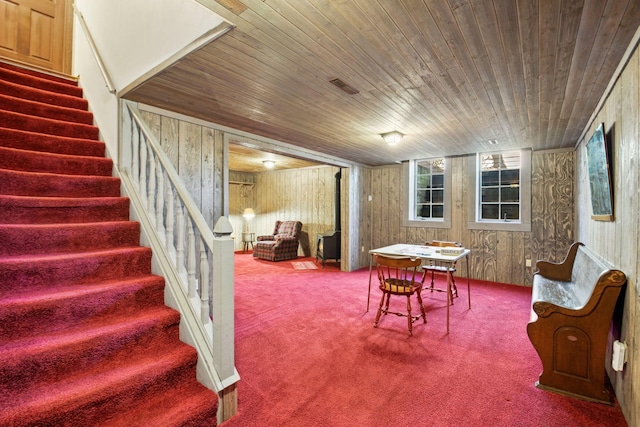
[585,123,614,221]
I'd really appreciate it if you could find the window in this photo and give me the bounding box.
[415,158,445,219]
[468,149,531,231]
[479,152,521,221]
[403,158,451,228]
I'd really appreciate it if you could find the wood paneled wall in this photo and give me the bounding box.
[575,41,640,427]
[364,150,574,286]
[252,166,340,258]
[139,109,224,230]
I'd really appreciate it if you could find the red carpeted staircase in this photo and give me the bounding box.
[0,61,218,426]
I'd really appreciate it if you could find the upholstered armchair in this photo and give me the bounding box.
[253,220,303,261]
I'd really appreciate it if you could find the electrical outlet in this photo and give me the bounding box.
[361,246,365,252]
[368,195,372,201]
[525,259,532,267]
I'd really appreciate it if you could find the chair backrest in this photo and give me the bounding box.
[426,240,461,248]
[272,220,302,239]
[373,254,422,286]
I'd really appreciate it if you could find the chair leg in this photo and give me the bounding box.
[374,292,386,328]
[406,295,413,336]
[416,291,427,323]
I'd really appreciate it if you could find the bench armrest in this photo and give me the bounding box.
[535,242,583,281]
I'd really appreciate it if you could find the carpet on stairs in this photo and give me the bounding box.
[0,60,218,426]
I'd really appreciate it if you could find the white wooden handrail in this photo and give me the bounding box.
[119,99,238,421]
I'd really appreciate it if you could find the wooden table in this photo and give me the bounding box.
[367,244,471,333]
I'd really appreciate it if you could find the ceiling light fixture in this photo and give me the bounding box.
[381,131,403,145]
[489,139,499,145]
[263,160,275,169]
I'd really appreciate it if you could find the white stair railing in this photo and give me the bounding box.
[119,99,238,422]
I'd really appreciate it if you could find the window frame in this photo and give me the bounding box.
[402,157,452,229]
[467,149,532,232]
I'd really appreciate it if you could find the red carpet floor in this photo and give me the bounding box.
[224,253,627,427]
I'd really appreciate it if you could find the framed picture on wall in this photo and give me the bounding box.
[585,123,614,221]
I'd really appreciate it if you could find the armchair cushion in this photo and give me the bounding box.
[253,220,302,261]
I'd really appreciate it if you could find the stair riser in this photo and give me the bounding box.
[0,169,121,198]
[0,67,83,98]
[0,94,93,125]
[0,309,181,391]
[0,249,154,292]
[0,110,99,140]
[0,80,88,110]
[0,127,105,157]
[0,198,131,224]
[0,146,113,177]
[0,348,199,427]
[0,277,166,341]
[0,222,140,256]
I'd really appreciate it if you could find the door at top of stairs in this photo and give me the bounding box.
[0,0,72,74]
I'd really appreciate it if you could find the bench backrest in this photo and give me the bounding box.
[571,246,610,307]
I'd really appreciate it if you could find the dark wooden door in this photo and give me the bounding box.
[0,0,72,73]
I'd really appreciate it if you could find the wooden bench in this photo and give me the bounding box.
[526,242,626,404]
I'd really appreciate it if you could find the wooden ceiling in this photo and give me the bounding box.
[125,0,640,168]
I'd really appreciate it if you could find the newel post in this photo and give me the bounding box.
[211,216,235,383]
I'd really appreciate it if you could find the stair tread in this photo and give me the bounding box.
[0,93,93,124]
[0,145,113,176]
[0,345,199,424]
[0,109,99,140]
[0,127,104,156]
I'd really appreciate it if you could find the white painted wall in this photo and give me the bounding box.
[72,0,228,163]
[74,0,226,90]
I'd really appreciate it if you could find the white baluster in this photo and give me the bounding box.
[176,204,186,284]
[200,239,211,325]
[156,164,166,243]
[148,151,156,226]
[132,120,140,190]
[139,136,147,209]
[166,183,175,256]
[188,219,197,299]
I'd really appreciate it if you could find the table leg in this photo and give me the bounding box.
[446,265,451,334]
[367,255,373,312]
[466,254,471,309]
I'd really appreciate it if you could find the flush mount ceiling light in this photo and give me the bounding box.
[488,139,499,145]
[263,160,275,169]
[381,131,404,145]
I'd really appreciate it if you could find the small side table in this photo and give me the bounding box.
[241,232,255,253]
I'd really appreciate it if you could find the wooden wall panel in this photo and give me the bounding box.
[574,43,640,426]
[250,165,338,259]
[366,149,574,285]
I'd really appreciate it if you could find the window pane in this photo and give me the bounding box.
[417,190,430,203]
[482,204,499,219]
[482,170,500,186]
[501,187,520,203]
[482,188,499,203]
[417,205,430,218]
[432,174,444,188]
[501,204,520,220]
[432,205,444,218]
[432,190,443,203]
[501,169,520,185]
[417,175,430,188]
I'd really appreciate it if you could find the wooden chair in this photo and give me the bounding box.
[373,254,426,336]
[422,240,464,305]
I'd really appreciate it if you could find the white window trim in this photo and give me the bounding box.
[402,158,452,229]
[467,149,532,232]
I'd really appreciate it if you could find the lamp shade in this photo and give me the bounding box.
[243,208,255,219]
